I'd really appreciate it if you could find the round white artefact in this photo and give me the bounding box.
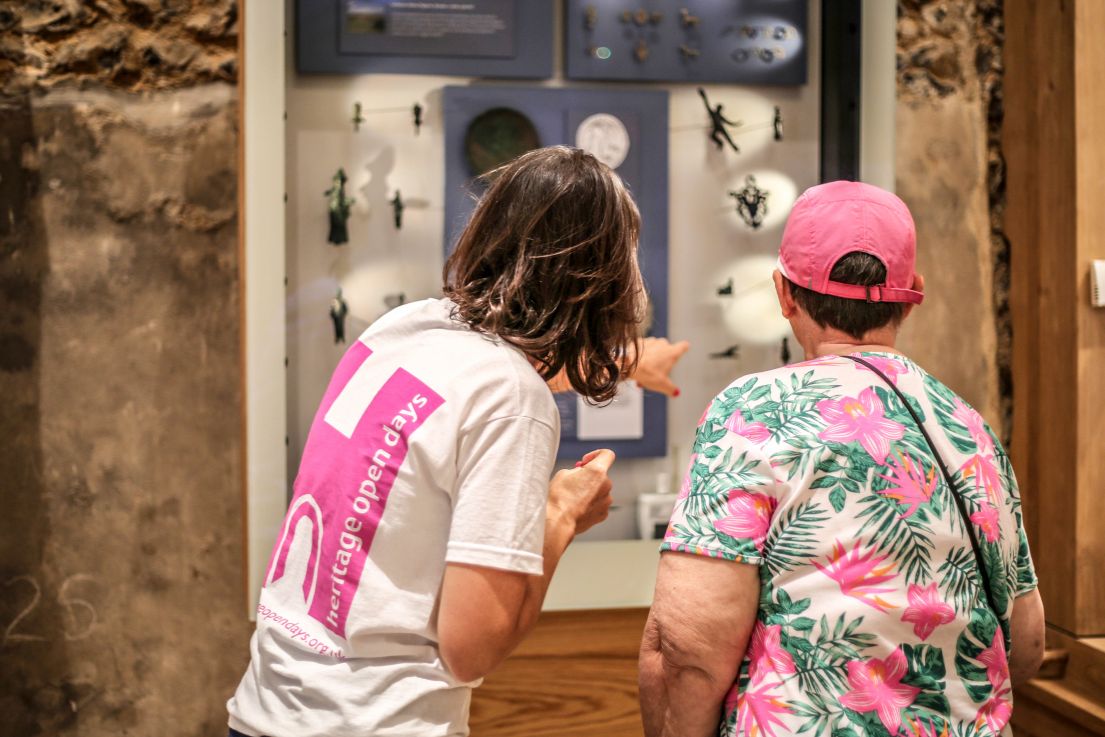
[575,113,631,170]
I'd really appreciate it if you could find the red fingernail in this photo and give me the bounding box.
[673,389,681,397]
[575,461,584,467]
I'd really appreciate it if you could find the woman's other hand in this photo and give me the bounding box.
[548,449,615,536]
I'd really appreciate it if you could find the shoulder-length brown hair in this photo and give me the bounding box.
[443,146,644,403]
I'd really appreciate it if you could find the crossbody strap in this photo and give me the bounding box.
[843,355,1008,642]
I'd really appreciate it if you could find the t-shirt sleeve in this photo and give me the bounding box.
[1000,452,1039,596]
[661,399,781,565]
[446,415,556,576]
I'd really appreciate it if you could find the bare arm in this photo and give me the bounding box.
[546,338,691,397]
[639,553,761,737]
[437,451,615,683]
[1009,588,1045,686]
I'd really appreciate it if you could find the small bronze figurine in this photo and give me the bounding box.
[584,4,597,30]
[781,337,792,365]
[390,190,405,230]
[717,278,734,296]
[710,344,741,359]
[698,87,742,154]
[680,8,700,28]
[329,288,349,344]
[325,169,354,245]
[634,38,650,63]
[412,103,423,135]
[352,102,366,132]
[679,44,701,59]
[729,175,770,230]
[773,106,784,141]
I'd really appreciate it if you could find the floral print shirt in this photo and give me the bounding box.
[662,353,1038,737]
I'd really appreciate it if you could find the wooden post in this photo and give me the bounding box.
[1007,0,1105,637]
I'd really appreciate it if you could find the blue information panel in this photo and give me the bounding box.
[565,0,808,85]
[443,85,670,459]
[297,0,554,78]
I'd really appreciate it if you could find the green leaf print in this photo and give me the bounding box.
[855,483,935,585]
[1015,527,1038,594]
[667,515,752,560]
[829,487,846,513]
[749,370,838,444]
[681,451,763,520]
[938,546,982,614]
[923,373,977,454]
[900,644,951,725]
[789,613,877,694]
[955,607,1001,703]
[792,691,847,735]
[842,709,894,737]
[982,542,1010,619]
[763,500,831,578]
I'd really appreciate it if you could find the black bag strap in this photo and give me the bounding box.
[843,355,1008,641]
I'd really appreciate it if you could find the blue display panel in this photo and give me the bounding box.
[297,0,554,78]
[565,0,808,85]
[442,85,670,459]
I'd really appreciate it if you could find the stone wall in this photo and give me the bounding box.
[895,0,1011,440]
[0,0,237,94]
[0,3,247,736]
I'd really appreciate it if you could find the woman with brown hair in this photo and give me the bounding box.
[227,146,686,737]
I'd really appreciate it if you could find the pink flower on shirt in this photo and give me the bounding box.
[813,539,899,613]
[976,685,1013,734]
[817,388,906,464]
[978,630,1010,688]
[724,409,771,444]
[714,490,776,552]
[970,503,1002,544]
[953,398,995,455]
[876,452,937,519]
[962,452,1004,506]
[853,354,909,384]
[900,583,955,641]
[735,678,793,737]
[747,622,797,682]
[839,648,921,735]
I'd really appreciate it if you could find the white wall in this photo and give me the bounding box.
[284,1,823,542]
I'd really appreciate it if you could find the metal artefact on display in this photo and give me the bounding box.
[325,169,354,245]
[329,288,349,344]
[463,107,542,177]
[698,87,742,153]
[729,175,770,229]
[390,190,405,230]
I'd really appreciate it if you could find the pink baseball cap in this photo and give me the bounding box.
[778,181,924,305]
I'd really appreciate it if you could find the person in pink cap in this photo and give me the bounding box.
[640,181,1045,737]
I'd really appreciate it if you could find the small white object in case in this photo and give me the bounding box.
[1093,260,1105,307]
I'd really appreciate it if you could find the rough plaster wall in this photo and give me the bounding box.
[895,0,1010,439]
[0,2,248,736]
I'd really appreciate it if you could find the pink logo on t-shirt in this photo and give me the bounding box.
[265,340,444,638]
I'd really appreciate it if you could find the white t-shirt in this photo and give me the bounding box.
[228,298,560,737]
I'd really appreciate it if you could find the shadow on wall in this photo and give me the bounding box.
[0,90,71,736]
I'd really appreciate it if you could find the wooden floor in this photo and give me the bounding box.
[469,608,649,737]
